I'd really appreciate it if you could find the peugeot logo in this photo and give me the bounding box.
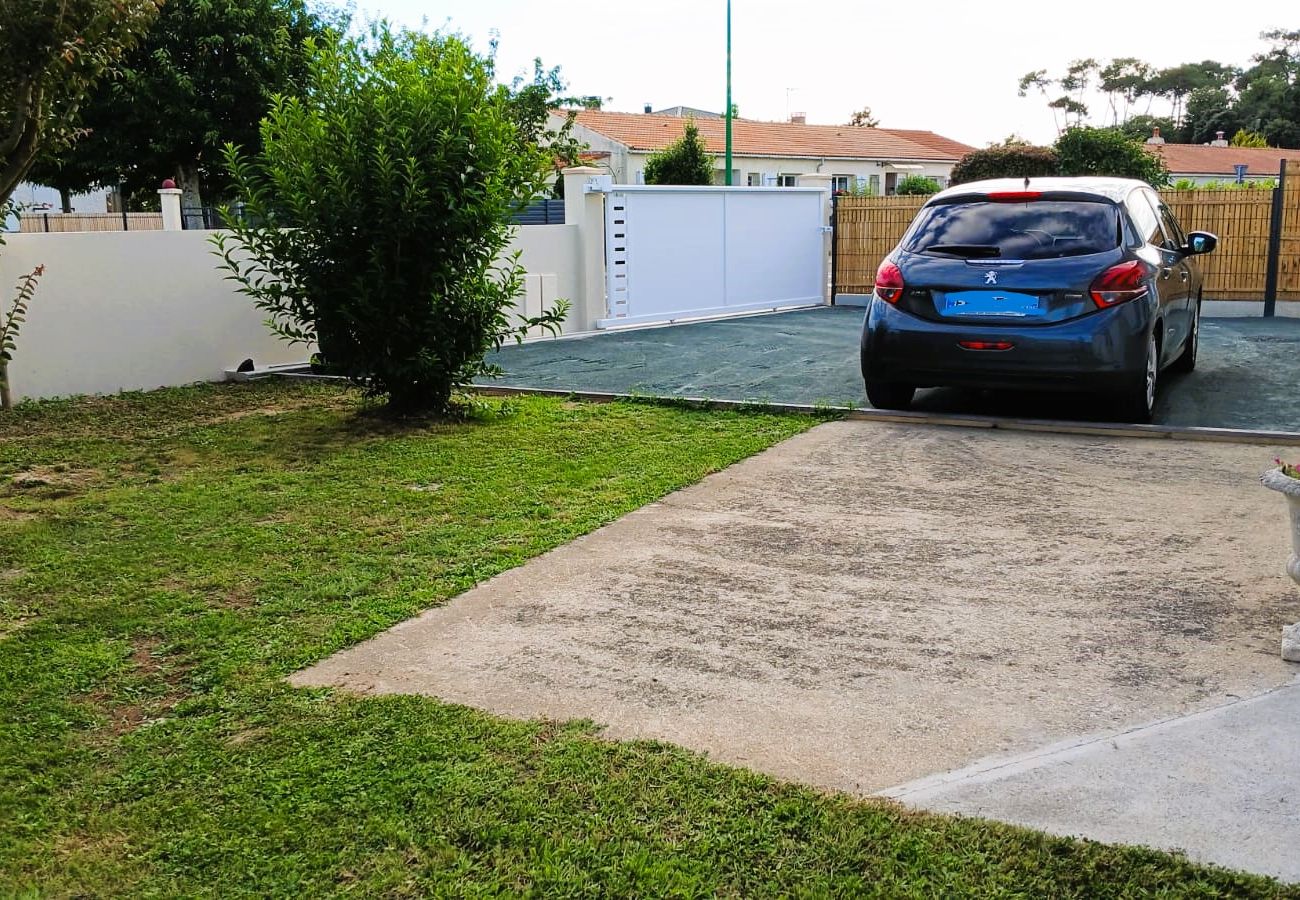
[984,271,998,285]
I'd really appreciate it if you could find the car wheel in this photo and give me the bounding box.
[865,381,916,410]
[1118,333,1159,423]
[1170,299,1199,373]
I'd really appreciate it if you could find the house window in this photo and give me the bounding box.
[868,174,880,195]
[831,175,852,193]
[747,172,764,187]
[776,174,798,187]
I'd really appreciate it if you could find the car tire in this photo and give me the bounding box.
[1169,299,1199,374]
[865,381,916,410]
[1118,332,1159,423]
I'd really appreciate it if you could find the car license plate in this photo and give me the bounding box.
[941,290,1044,318]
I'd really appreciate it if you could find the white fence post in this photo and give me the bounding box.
[562,166,609,331]
[158,183,184,231]
[796,173,834,305]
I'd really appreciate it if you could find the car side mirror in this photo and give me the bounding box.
[1184,231,1217,255]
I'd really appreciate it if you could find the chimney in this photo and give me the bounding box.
[1146,126,1165,145]
[790,112,806,125]
[644,103,652,114]
[1211,130,1228,147]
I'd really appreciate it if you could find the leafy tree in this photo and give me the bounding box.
[1018,60,1096,133]
[1099,57,1155,125]
[1117,113,1177,143]
[1235,29,1300,147]
[1181,86,1240,144]
[22,140,109,212]
[1147,61,1237,128]
[214,26,567,414]
[1,0,157,206]
[505,58,591,198]
[1055,127,1169,186]
[950,145,1059,185]
[894,175,941,195]
[991,134,1034,148]
[644,119,714,185]
[1230,129,1270,147]
[2,0,156,410]
[39,0,332,226]
[846,107,879,128]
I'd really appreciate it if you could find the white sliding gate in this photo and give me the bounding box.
[600,186,828,328]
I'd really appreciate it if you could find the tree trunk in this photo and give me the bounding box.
[0,360,11,411]
[175,162,204,229]
[58,187,72,214]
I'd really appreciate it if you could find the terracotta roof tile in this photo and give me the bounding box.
[1147,143,1299,177]
[570,110,976,162]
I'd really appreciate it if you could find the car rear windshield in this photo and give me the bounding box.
[903,199,1120,260]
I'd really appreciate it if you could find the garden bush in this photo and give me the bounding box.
[214,26,566,413]
[1055,127,1169,186]
[949,145,1059,185]
[894,175,942,195]
[644,119,714,185]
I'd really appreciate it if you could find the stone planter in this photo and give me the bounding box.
[1261,467,1300,662]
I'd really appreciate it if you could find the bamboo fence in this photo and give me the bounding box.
[835,168,1299,301]
[18,212,164,233]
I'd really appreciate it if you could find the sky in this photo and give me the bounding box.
[359,0,1287,148]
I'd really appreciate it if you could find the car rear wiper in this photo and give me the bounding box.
[922,243,1001,258]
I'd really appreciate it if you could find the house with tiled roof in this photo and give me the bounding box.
[1143,129,1297,185]
[552,109,976,194]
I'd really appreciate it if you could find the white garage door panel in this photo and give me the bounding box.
[600,186,825,329]
[724,191,824,310]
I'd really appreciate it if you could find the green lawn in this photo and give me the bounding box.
[0,381,1291,897]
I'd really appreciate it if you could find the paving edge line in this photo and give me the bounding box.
[470,385,1300,447]
[878,677,1300,803]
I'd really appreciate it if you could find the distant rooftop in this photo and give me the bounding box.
[1145,142,1298,177]
[651,106,722,119]
[567,110,976,162]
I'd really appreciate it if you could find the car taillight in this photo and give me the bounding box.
[874,260,904,304]
[958,341,1014,351]
[986,191,1043,202]
[1090,260,1151,308]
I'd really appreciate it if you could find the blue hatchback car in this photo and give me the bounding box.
[860,177,1217,422]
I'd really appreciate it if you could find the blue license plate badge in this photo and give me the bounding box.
[941,290,1044,318]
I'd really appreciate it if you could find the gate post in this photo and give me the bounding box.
[1263,160,1288,317]
[796,173,834,305]
[159,185,184,232]
[561,166,609,332]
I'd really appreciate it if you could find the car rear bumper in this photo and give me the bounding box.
[860,298,1152,392]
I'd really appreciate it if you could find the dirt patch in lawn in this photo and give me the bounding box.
[293,421,1300,794]
[4,465,102,499]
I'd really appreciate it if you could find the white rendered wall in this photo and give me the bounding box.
[1,225,585,402]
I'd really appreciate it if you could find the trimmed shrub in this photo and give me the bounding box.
[949,145,1059,185]
[894,175,942,195]
[1055,127,1169,187]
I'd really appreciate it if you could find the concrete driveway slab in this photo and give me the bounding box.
[293,421,1300,809]
[883,679,1300,883]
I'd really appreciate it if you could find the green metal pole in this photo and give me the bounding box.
[725,0,733,185]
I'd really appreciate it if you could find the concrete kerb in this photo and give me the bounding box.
[879,676,1300,803]
[224,369,1300,446]
[471,384,1300,447]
